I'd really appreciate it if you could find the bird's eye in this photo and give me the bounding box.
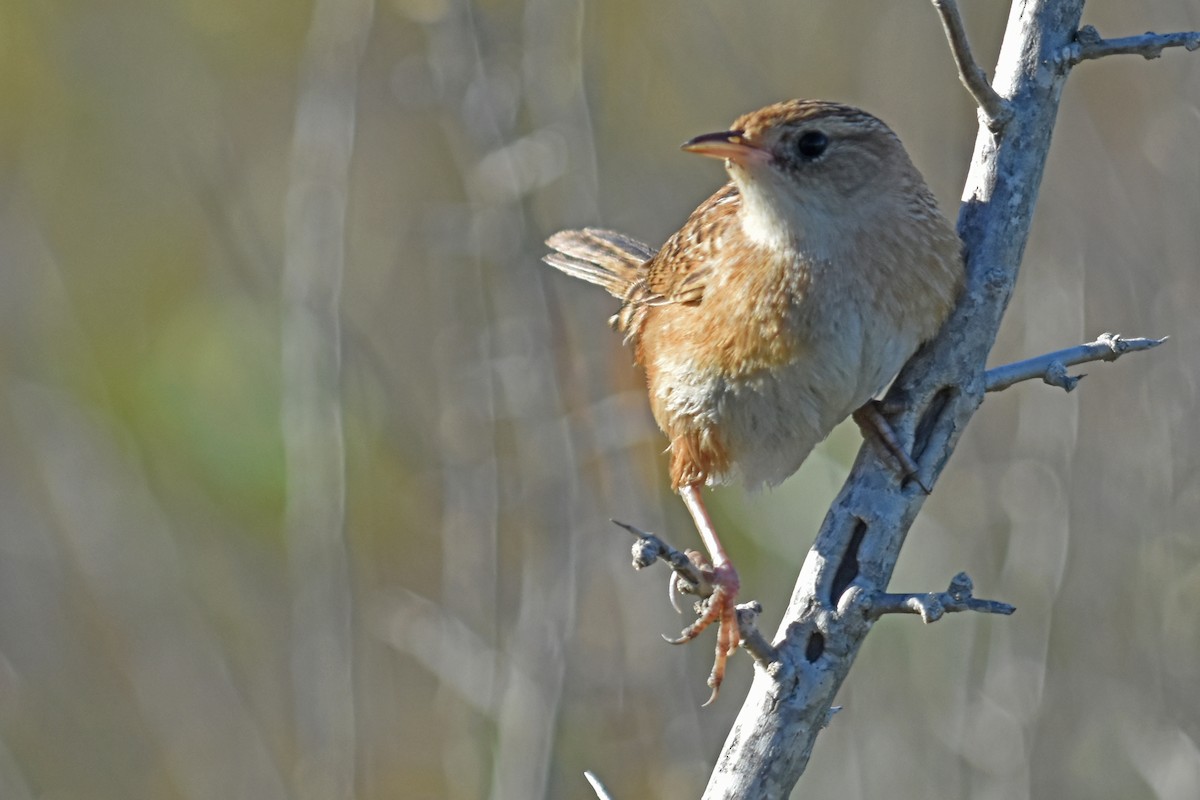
[795,131,829,160]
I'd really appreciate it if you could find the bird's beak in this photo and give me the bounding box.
[681,130,769,165]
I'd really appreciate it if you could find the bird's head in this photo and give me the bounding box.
[683,100,926,252]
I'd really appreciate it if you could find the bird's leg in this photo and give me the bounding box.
[852,400,930,492]
[666,483,741,705]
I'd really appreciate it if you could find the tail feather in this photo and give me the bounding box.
[543,228,654,298]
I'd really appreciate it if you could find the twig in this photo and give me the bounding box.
[931,0,1012,130]
[612,519,706,590]
[984,333,1166,393]
[867,573,1016,623]
[1069,25,1200,64]
[585,771,615,800]
[736,602,780,669]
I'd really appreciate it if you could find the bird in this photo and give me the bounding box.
[543,99,964,703]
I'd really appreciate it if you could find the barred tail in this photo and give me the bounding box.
[542,228,654,299]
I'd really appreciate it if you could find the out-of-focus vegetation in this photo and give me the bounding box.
[0,1,1197,798]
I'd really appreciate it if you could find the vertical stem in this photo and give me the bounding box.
[281,1,374,798]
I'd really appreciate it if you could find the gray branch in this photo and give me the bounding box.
[584,771,615,800]
[984,333,1167,393]
[701,3,1187,797]
[865,572,1016,623]
[931,0,1012,130]
[735,602,780,669]
[1068,25,1200,64]
[282,2,373,798]
[613,519,706,590]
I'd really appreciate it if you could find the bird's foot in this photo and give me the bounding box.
[665,560,741,705]
[852,399,929,493]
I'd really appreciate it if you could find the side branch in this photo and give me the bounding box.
[734,602,778,670]
[585,771,615,800]
[867,573,1016,623]
[984,333,1166,393]
[1069,25,1200,64]
[614,519,708,592]
[932,0,1012,129]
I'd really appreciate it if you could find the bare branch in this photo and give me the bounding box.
[931,0,1012,130]
[736,602,780,669]
[282,3,374,796]
[867,573,1016,623]
[984,333,1167,393]
[1069,25,1200,64]
[585,771,615,800]
[613,519,705,589]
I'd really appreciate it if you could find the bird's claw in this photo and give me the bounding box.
[853,400,930,492]
[664,560,741,704]
[667,549,715,613]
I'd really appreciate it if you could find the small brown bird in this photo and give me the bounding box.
[544,100,964,703]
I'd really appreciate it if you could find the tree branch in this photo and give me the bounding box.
[613,519,705,588]
[984,333,1167,393]
[865,573,1016,623]
[585,771,615,800]
[735,602,779,669]
[931,0,1012,130]
[282,2,374,797]
[1069,25,1200,64]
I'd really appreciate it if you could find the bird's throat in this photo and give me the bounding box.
[735,180,798,254]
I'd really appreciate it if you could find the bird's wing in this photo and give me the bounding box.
[636,183,741,307]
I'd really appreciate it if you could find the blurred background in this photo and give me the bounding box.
[0,1,1197,798]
